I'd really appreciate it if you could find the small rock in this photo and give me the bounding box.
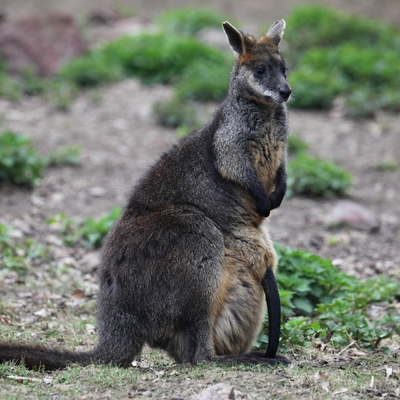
[85,324,96,334]
[192,383,235,400]
[78,252,100,273]
[324,200,380,232]
[33,308,47,318]
[88,186,107,197]
[10,218,32,235]
[30,195,45,207]
[57,257,77,269]
[49,192,65,205]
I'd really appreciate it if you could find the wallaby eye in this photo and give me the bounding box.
[282,66,288,77]
[254,66,266,77]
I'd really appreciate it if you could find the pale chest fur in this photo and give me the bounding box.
[248,126,286,194]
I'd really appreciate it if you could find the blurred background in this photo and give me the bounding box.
[1,0,400,25]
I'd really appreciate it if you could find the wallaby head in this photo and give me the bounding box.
[223,20,291,104]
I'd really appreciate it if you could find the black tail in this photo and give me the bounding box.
[262,267,281,358]
[0,343,98,370]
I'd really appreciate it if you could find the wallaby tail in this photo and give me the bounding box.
[262,268,282,359]
[0,343,99,370]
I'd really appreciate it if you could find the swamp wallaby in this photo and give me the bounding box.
[0,20,291,369]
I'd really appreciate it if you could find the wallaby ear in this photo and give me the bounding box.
[222,21,249,58]
[265,19,286,46]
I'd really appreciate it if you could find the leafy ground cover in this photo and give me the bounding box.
[0,218,399,398]
[283,5,400,117]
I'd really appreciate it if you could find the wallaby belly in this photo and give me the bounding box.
[212,225,277,355]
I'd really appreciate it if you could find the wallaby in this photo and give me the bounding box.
[0,20,292,369]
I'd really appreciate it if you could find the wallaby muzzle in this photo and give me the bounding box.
[279,83,292,102]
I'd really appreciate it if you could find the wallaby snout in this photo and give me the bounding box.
[279,83,292,102]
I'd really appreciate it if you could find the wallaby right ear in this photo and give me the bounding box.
[223,21,253,59]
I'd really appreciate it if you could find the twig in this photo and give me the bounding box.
[7,376,41,383]
[337,340,356,356]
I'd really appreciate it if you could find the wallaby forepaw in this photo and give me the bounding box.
[255,199,271,217]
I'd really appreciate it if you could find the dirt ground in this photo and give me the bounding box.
[0,0,399,399]
[1,82,399,281]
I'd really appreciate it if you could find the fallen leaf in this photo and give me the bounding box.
[314,370,330,392]
[33,308,47,318]
[347,348,367,357]
[0,315,11,324]
[71,289,86,300]
[151,368,164,377]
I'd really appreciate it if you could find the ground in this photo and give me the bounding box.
[0,1,399,399]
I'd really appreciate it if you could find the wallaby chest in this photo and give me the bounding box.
[248,126,286,194]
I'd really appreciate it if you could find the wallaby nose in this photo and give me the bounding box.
[279,86,292,101]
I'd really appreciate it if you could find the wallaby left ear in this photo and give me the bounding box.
[223,21,254,59]
[265,19,286,46]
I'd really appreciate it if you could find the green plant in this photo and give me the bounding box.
[47,208,122,249]
[280,5,400,115]
[46,145,81,167]
[59,52,123,88]
[78,207,121,248]
[155,8,233,36]
[287,154,352,197]
[0,131,46,186]
[375,161,398,171]
[153,97,200,131]
[256,245,400,352]
[288,134,308,155]
[175,60,231,102]
[284,5,396,56]
[0,224,47,276]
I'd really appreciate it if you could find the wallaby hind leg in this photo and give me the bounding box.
[93,300,144,367]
